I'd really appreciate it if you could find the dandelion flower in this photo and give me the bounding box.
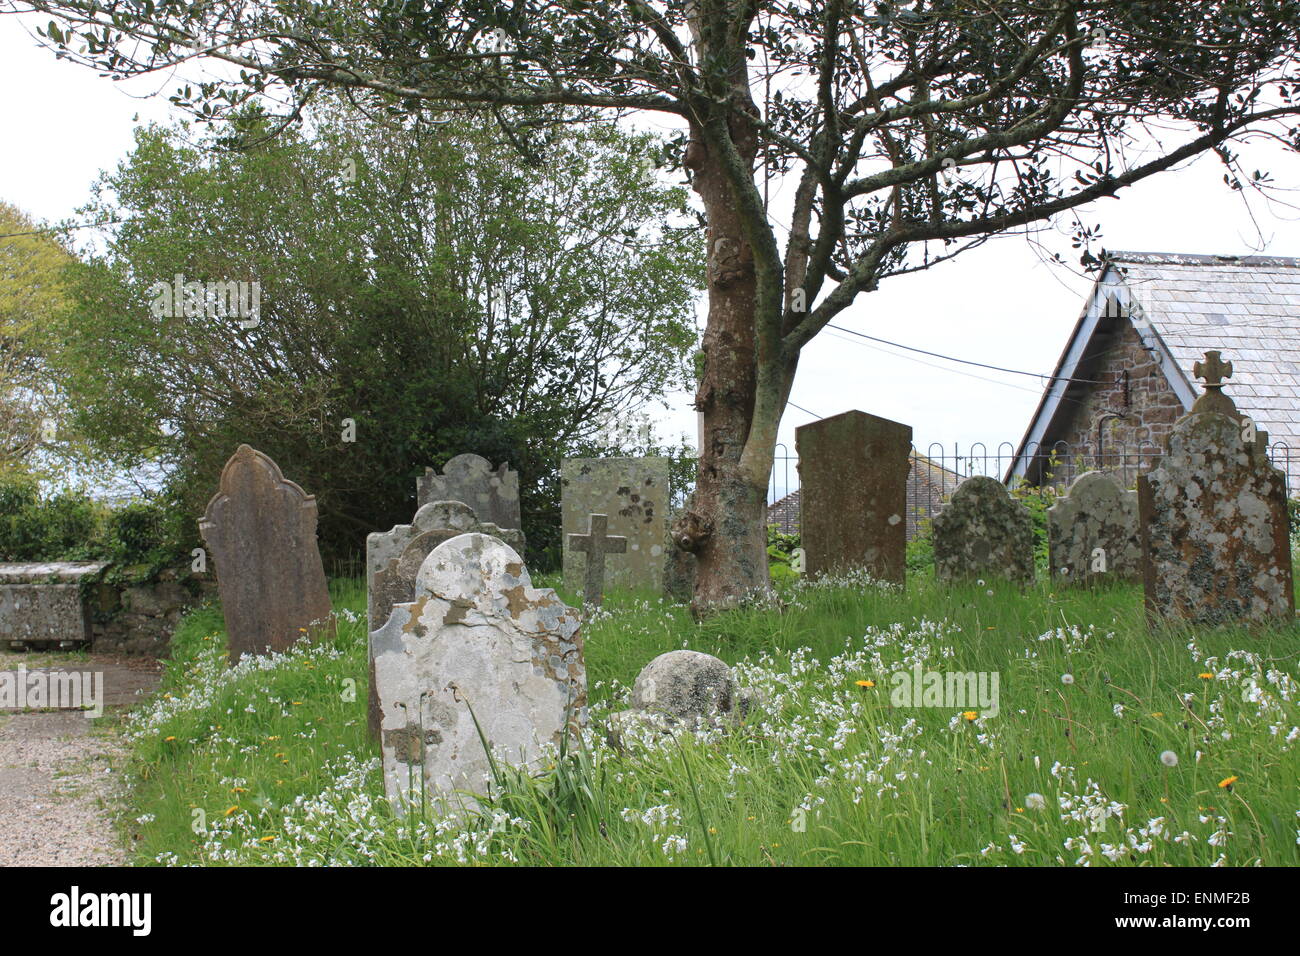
[962,711,979,721]
[856,680,876,688]
[1160,751,1178,767]
[1218,776,1238,789]
[1025,793,1047,811]
[224,806,240,817]
[260,836,276,843]
[1061,673,1075,685]
[164,736,176,742]
[1199,673,1215,680]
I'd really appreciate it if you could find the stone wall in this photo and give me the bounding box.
[91,571,216,657]
[1048,317,1185,466]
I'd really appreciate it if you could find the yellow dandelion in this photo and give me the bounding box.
[231,787,247,794]
[1199,673,1215,680]
[962,711,979,721]
[164,735,176,742]
[224,805,239,817]
[855,679,875,688]
[291,701,303,706]
[260,836,276,843]
[1218,776,1239,789]
[274,752,286,758]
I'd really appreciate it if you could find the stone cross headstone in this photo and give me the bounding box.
[931,475,1035,585]
[416,454,521,531]
[199,445,335,663]
[562,458,669,596]
[1138,352,1294,626]
[370,533,584,815]
[567,514,627,606]
[1048,471,1140,584]
[365,500,527,739]
[795,409,912,583]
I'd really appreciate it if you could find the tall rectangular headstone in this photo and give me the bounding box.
[199,445,335,663]
[561,458,669,596]
[371,533,584,815]
[365,501,525,738]
[417,454,521,531]
[795,410,912,583]
[1048,471,1141,584]
[1138,352,1294,626]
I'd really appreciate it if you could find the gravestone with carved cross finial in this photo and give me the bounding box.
[567,514,627,606]
[1137,350,1294,626]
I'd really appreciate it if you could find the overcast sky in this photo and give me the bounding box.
[4,14,1299,498]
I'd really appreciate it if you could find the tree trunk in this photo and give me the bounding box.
[673,105,774,613]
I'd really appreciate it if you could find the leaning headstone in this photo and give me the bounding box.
[567,514,626,606]
[1138,351,1294,626]
[562,458,669,596]
[796,410,912,583]
[417,454,521,531]
[365,501,526,738]
[931,475,1035,585]
[371,533,584,815]
[199,445,334,663]
[1048,471,1140,584]
[0,562,108,650]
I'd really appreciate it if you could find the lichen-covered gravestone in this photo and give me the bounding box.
[0,563,107,650]
[199,445,334,663]
[1048,471,1140,584]
[417,454,521,532]
[371,533,584,814]
[795,409,912,583]
[932,475,1035,585]
[365,501,527,738]
[562,458,669,596]
[1138,351,1294,626]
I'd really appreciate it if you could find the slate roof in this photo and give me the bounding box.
[1111,251,1300,451]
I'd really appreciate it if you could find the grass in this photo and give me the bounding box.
[119,569,1300,866]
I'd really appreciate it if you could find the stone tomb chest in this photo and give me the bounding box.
[0,563,108,650]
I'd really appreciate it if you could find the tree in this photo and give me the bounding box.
[45,103,701,564]
[11,0,1300,610]
[0,201,76,475]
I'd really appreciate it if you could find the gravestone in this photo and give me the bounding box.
[365,501,526,738]
[0,563,108,650]
[417,454,521,531]
[567,514,627,606]
[199,445,335,663]
[1048,471,1140,584]
[796,410,912,583]
[562,458,669,596]
[371,533,584,814]
[932,475,1035,585]
[1138,352,1294,625]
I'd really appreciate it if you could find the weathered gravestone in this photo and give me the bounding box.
[932,475,1035,585]
[365,501,527,738]
[417,454,521,532]
[796,409,912,583]
[562,458,669,596]
[371,533,584,814]
[0,563,108,650]
[1048,471,1140,584]
[566,514,627,606]
[199,445,334,663]
[1138,351,1294,626]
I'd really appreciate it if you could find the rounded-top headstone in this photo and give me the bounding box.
[631,650,737,719]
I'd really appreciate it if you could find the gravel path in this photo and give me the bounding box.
[0,654,161,867]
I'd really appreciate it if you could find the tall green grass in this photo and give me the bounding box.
[120,571,1300,866]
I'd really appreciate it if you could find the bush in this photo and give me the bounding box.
[0,473,105,561]
[905,518,934,574]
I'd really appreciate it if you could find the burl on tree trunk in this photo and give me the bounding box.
[672,113,773,613]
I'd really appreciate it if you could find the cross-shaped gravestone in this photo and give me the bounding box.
[1191,350,1238,418]
[567,513,627,606]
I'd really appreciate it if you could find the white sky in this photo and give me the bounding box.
[4,14,1299,499]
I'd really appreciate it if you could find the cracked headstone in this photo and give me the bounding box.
[416,454,521,531]
[566,514,627,607]
[932,475,1035,585]
[795,409,912,583]
[1048,471,1140,584]
[371,533,584,815]
[1138,352,1294,626]
[562,458,668,596]
[365,500,527,738]
[199,445,334,663]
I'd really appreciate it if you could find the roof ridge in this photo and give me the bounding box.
[1106,250,1300,268]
